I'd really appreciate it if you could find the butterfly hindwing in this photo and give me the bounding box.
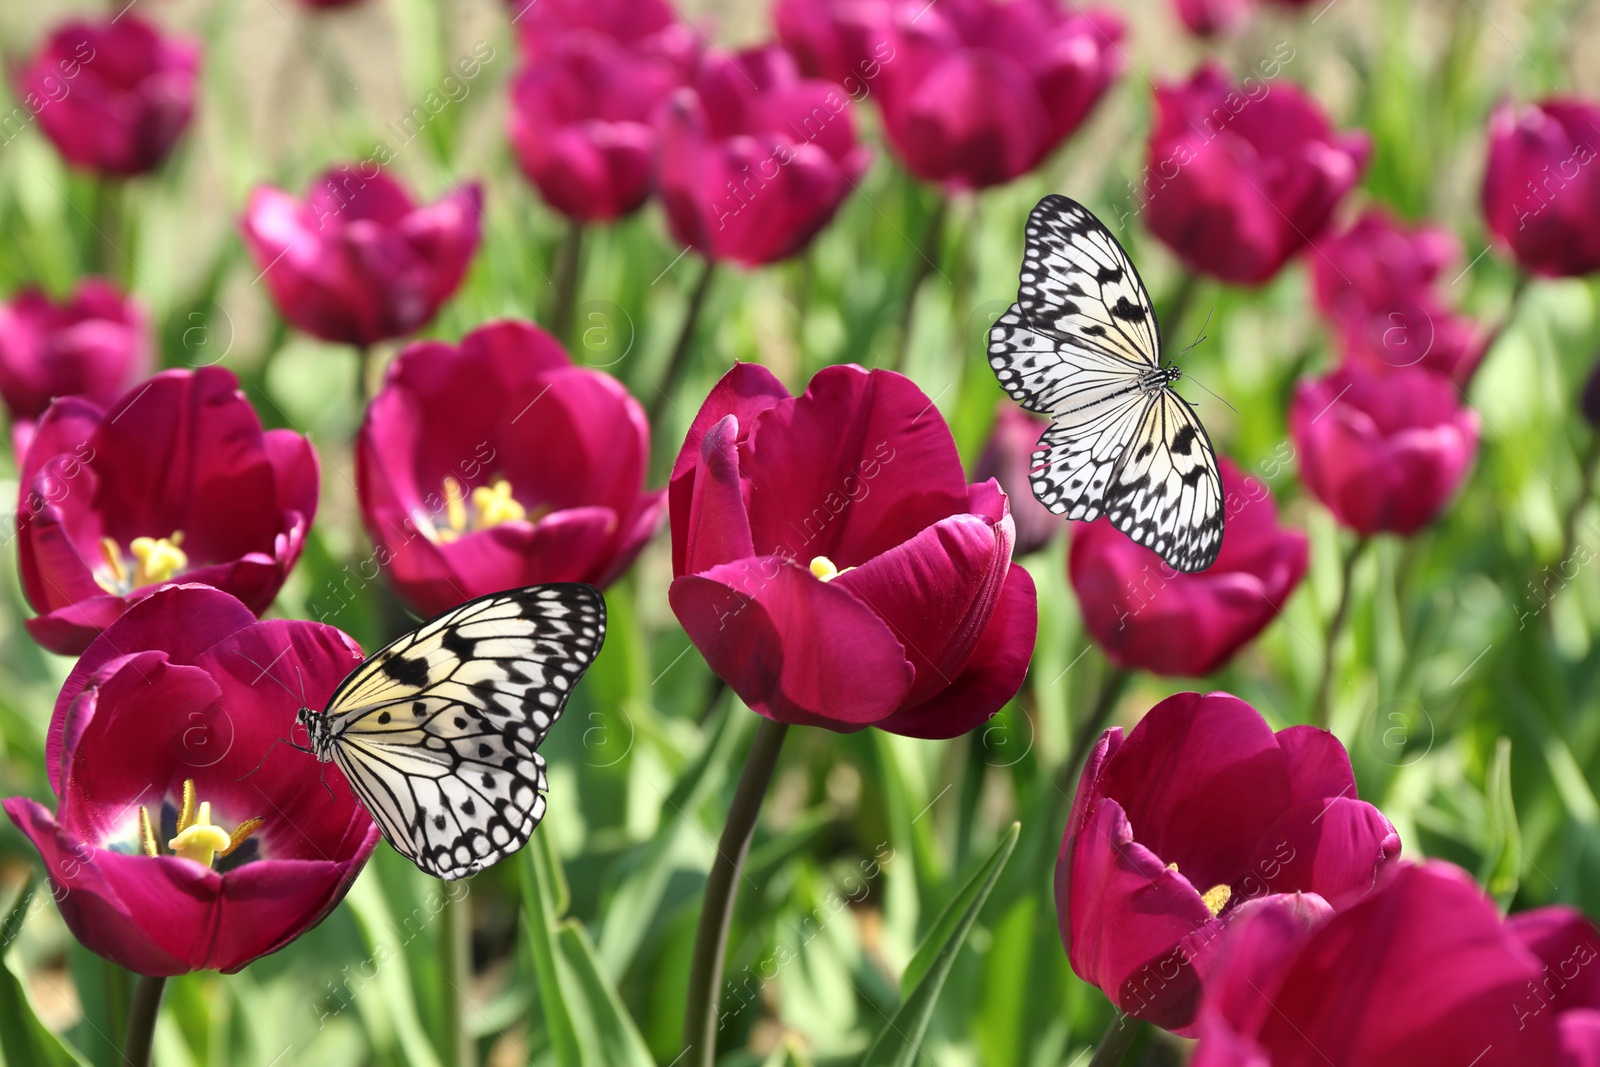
[988,195,1225,573]
[319,584,605,880]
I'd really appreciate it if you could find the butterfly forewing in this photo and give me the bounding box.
[316,584,605,880]
[988,195,1225,573]
[1017,194,1160,367]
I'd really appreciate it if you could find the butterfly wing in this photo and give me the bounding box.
[321,584,606,880]
[1016,194,1160,369]
[1104,390,1224,573]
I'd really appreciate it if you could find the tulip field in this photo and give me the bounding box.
[3,0,1600,1064]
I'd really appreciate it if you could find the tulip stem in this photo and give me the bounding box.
[1086,1013,1142,1067]
[1060,666,1130,790]
[889,196,947,374]
[355,345,374,404]
[1313,535,1370,729]
[682,715,789,1067]
[122,973,165,1067]
[1557,433,1600,579]
[550,220,584,345]
[648,258,717,428]
[440,886,475,1067]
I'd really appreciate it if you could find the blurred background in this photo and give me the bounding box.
[2,0,1600,1064]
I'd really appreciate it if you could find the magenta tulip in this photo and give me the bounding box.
[1174,0,1253,36]
[16,14,199,177]
[4,586,378,976]
[1142,63,1369,285]
[1057,691,1400,1032]
[1333,293,1488,388]
[508,34,681,222]
[1191,863,1573,1065]
[0,279,150,457]
[875,0,1123,190]
[240,168,483,347]
[1069,458,1308,677]
[506,0,696,70]
[656,46,871,267]
[669,363,1037,738]
[16,367,318,655]
[972,404,1058,557]
[1291,365,1479,536]
[1310,210,1460,320]
[774,0,895,91]
[1482,98,1600,278]
[357,320,663,618]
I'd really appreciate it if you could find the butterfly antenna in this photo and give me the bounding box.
[1182,372,1239,415]
[1174,307,1216,370]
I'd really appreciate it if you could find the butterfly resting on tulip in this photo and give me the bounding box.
[290,583,605,880]
[986,195,1224,573]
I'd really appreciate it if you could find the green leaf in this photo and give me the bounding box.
[0,880,88,1067]
[554,922,656,1067]
[860,822,1019,1067]
[1482,737,1522,912]
[520,836,583,1067]
[341,873,446,1067]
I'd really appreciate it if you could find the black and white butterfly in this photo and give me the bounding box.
[987,195,1224,573]
[296,584,606,880]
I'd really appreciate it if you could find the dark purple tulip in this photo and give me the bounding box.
[1069,458,1308,677]
[1310,210,1460,319]
[16,14,199,177]
[669,363,1037,738]
[16,367,318,654]
[1143,63,1369,285]
[1482,98,1600,277]
[506,0,696,71]
[972,404,1058,556]
[1057,691,1399,1032]
[4,586,378,975]
[774,0,895,89]
[357,321,663,618]
[656,46,871,266]
[1174,0,1253,37]
[240,168,483,347]
[876,0,1123,190]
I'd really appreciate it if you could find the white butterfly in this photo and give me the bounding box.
[296,583,606,880]
[987,195,1223,573]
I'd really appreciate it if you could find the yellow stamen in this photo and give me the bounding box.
[442,477,468,541]
[137,805,159,858]
[219,818,264,859]
[809,556,855,582]
[98,537,129,590]
[176,778,196,835]
[471,480,527,527]
[1166,861,1179,871]
[129,531,187,586]
[167,801,232,867]
[1201,884,1232,917]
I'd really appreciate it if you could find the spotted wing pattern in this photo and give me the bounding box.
[316,584,605,880]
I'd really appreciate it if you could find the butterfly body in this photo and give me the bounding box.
[987,195,1224,573]
[297,583,605,880]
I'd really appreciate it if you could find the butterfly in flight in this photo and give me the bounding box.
[986,194,1223,573]
[295,583,605,880]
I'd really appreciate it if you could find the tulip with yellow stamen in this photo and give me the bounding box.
[433,477,537,543]
[95,531,188,594]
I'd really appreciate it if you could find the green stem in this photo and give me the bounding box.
[355,345,374,405]
[1557,434,1600,571]
[93,178,125,281]
[647,258,717,427]
[440,887,475,1067]
[122,973,165,1067]
[1086,1014,1142,1067]
[549,220,584,346]
[889,196,947,374]
[681,716,789,1067]
[1057,666,1131,794]
[1313,536,1370,729]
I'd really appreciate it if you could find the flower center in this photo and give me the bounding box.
[808,556,855,582]
[95,532,188,594]
[1166,862,1232,918]
[435,477,535,543]
[137,779,261,870]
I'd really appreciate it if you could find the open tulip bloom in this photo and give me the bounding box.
[669,363,1037,737]
[3,586,378,976]
[15,367,318,654]
[1057,691,1400,1032]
